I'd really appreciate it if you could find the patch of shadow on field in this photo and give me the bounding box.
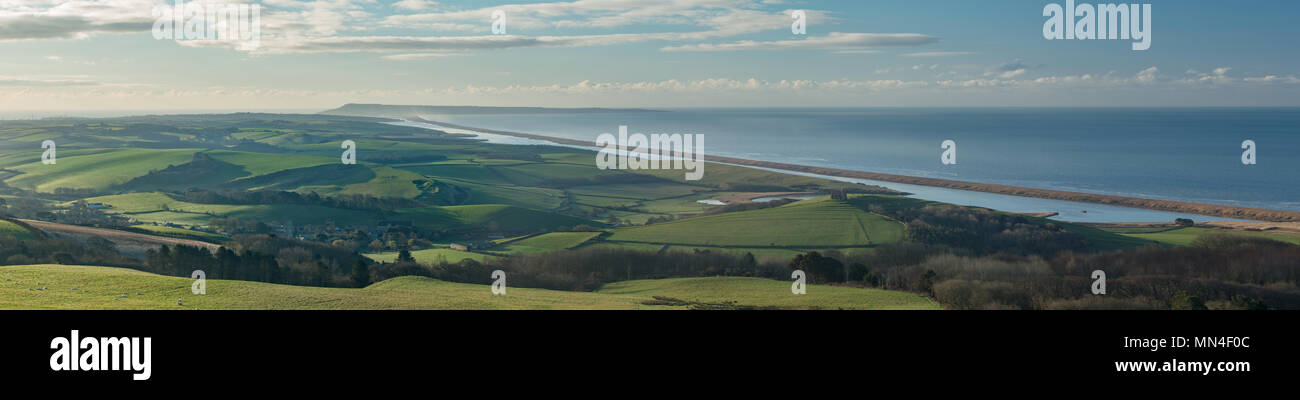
[116,152,250,191]
[642,296,799,310]
[219,163,375,191]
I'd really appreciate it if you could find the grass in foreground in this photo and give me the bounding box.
[596,277,940,310]
[0,265,938,310]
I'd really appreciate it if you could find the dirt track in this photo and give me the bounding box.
[20,220,222,259]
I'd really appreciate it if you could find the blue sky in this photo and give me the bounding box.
[1,0,1297,110]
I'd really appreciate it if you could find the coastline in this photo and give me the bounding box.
[410,117,1300,223]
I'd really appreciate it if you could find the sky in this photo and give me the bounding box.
[0,0,1298,111]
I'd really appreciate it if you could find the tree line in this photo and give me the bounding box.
[170,189,423,212]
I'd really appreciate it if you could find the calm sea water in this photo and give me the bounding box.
[397,108,1300,222]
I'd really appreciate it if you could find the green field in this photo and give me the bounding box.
[597,277,941,310]
[428,177,567,209]
[296,166,425,199]
[203,150,337,177]
[0,265,938,310]
[606,197,903,247]
[0,219,39,240]
[364,248,499,264]
[395,204,597,232]
[499,231,602,253]
[128,225,227,242]
[577,241,667,253]
[401,163,516,186]
[1108,226,1300,247]
[82,192,382,226]
[666,246,839,260]
[5,148,198,192]
[1054,221,1158,251]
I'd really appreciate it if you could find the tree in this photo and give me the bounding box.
[1174,218,1195,227]
[741,252,757,270]
[397,249,415,263]
[351,260,371,288]
[848,262,869,282]
[788,251,845,284]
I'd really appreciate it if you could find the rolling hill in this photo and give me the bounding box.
[0,265,940,310]
[0,218,39,240]
[605,197,904,248]
[5,148,199,192]
[497,231,603,253]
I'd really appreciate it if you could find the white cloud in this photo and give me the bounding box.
[0,75,99,86]
[380,52,461,60]
[1243,75,1300,84]
[1135,66,1160,83]
[0,1,937,58]
[392,0,438,11]
[902,51,974,57]
[661,32,938,52]
[1180,66,1235,85]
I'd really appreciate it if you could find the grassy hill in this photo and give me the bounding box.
[1106,226,1300,247]
[598,277,941,310]
[1059,222,1159,251]
[606,197,903,247]
[203,150,337,176]
[498,231,602,254]
[0,265,939,310]
[5,148,199,192]
[127,225,227,242]
[81,192,595,233]
[82,192,382,226]
[0,219,39,240]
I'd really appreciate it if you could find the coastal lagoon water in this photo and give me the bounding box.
[391,108,1298,223]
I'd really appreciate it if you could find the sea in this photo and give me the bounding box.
[393,108,1300,223]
